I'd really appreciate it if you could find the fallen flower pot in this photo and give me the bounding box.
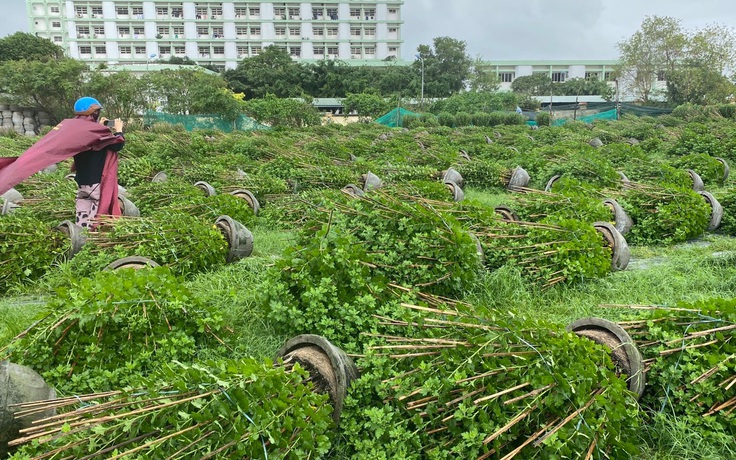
[341,183,365,197]
[687,169,705,192]
[715,157,730,184]
[506,166,530,191]
[444,180,464,202]
[0,188,22,204]
[593,221,630,271]
[441,168,464,188]
[544,174,561,192]
[53,220,86,260]
[194,181,217,196]
[229,189,261,215]
[215,215,253,262]
[602,198,633,235]
[698,191,723,231]
[118,195,140,217]
[566,318,646,399]
[493,205,519,222]
[361,171,383,191]
[104,256,160,271]
[275,334,359,424]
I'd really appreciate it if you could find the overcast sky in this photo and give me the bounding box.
[4,0,736,61]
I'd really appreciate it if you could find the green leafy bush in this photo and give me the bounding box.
[3,267,225,393]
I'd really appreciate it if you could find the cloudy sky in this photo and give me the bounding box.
[4,0,736,61]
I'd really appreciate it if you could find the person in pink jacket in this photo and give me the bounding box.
[0,96,125,229]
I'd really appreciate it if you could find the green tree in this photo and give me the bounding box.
[243,94,321,128]
[0,58,87,124]
[467,57,499,92]
[557,77,615,100]
[224,46,306,98]
[85,71,150,122]
[511,73,554,96]
[415,37,473,98]
[0,32,64,62]
[343,92,392,119]
[146,68,243,121]
[615,16,736,105]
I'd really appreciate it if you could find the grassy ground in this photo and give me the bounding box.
[2,205,735,459]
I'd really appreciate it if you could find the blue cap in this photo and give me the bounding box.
[73,97,103,115]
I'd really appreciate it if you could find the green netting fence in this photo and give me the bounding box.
[143,111,269,132]
[375,107,421,128]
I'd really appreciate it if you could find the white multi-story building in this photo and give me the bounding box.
[26,1,404,70]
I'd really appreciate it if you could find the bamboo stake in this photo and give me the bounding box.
[474,383,531,405]
[483,404,537,445]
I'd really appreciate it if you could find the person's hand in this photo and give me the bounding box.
[99,116,109,126]
[112,118,124,133]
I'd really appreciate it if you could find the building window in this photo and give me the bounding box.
[604,72,614,81]
[327,27,337,36]
[156,7,168,16]
[52,21,61,28]
[350,8,360,18]
[364,8,375,19]
[326,8,338,19]
[93,26,104,36]
[212,27,224,38]
[79,45,91,54]
[118,26,130,36]
[289,27,301,36]
[158,27,168,35]
[213,46,224,55]
[135,46,146,55]
[364,28,375,36]
[250,7,260,17]
[132,7,143,16]
[211,7,222,17]
[120,46,131,55]
[388,46,397,53]
[197,26,208,36]
[314,46,324,55]
[77,26,90,36]
[174,46,185,55]
[351,27,361,36]
[173,26,184,37]
[314,28,324,36]
[584,71,600,79]
[251,27,261,36]
[75,6,88,16]
[133,27,144,36]
[288,7,300,19]
[235,7,247,17]
[95,46,106,54]
[327,46,338,56]
[551,71,567,82]
[172,7,183,17]
[236,27,247,36]
[91,7,102,16]
[53,36,62,42]
[499,72,515,83]
[290,46,301,57]
[196,7,207,19]
[364,46,375,55]
[312,7,323,19]
[237,45,248,56]
[159,46,171,55]
[252,46,262,55]
[198,46,210,56]
[115,6,128,15]
[275,27,286,36]
[50,6,60,13]
[274,7,285,19]
[351,46,361,55]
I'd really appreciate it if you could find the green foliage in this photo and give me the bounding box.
[3,267,224,393]
[343,92,392,119]
[715,187,736,236]
[669,153,726,186]
[429,91,519,114]
[86,212,229,276]
[244,94,321,128]
[12,358,334,459]
[415,36,473,97]
[620,184,710,245]
[624,298,735,437]
[511,179,613,224]
[436,112,456,127]
[536,111,551,126]
[0,58,88,124]
[0,32,64,62]
[0,214,68,292]
[340,301,640,459]
[454,159,509,189]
